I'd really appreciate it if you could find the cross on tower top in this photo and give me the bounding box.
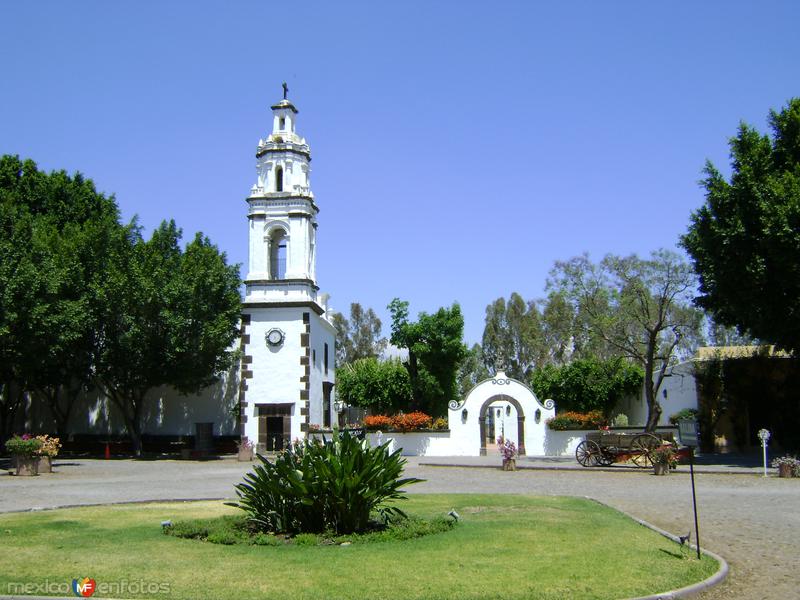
[282,82,288,99]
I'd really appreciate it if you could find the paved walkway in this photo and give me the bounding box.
[1,455,797,599]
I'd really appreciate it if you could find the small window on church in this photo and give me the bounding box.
[324,343,329,375]
[275,166,283,192]
[279,117,286,130]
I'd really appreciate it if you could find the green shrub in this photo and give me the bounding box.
[164,512,455,546]
[431,417,449,431]
[226,430,423,535]
[4,435,43,457]
[336,358,413,413]
[252,532,281,546]
[367,515,455,542]
[165,515,249,543]
[669,408,698,425]
[612,413,629,427]
[293,533,320,546]
[530,357,643,415]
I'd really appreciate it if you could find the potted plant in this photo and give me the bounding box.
[5,435,43,476]
[771,455,800,478]
[34,435,61,473]
[497,437,518,471]
[236,438,255,462]
[652,444,677,476]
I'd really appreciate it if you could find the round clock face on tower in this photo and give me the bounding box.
[266,328,285,347]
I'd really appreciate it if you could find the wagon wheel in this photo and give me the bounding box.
[575,440,602,467]
[630,433,661,467]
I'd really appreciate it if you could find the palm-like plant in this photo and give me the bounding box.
[227,430,422,534]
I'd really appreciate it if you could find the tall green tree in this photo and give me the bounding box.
[331,302,386,366]
[458,343,491,398]
[95,220,241,455]
[481,293,546,380]
[682,98,800,354]
[0,156,121,440]
[388,299,467,417]
[548,250,703,431]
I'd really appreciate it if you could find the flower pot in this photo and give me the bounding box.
[778,463,795,478]
[36,456,52,473]
[502,458,516,471]
[653,462,670,476]
[15,456,39,476]
[237,447,254,462]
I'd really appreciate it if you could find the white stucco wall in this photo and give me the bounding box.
[367,431,454,456]
[308,312,337,428]
[20,367,240,437]
[617,361,698,427]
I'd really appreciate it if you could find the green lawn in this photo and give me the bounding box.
[0,495,717,600]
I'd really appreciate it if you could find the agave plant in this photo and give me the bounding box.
[227,430,422,534]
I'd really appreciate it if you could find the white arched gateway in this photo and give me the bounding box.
[447,371,555,456]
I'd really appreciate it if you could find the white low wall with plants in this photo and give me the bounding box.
[542,430,587,457]
[366,431,454,457]
[312,427,680,458]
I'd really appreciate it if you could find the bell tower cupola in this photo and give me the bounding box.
[244,84,320,308]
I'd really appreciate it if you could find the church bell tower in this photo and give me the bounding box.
[239,85,336,451]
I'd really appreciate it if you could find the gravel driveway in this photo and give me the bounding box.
[2,457,796,599]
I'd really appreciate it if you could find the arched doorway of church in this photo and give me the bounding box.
[478,394,526,456]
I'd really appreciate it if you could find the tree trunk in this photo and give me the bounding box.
[643,347,662,432]
[406,350,421,412]
[0,382,25,445]
[106,386,145,457]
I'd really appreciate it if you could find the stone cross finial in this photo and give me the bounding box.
[282,82,288,99]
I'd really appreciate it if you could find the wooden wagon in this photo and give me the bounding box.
[575,430,676,468]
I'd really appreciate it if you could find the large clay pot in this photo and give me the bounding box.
[36,455,52,473]
[779,463,795,478]
[15,456,39,476]
[653,462,670,476]
[502,458,516,471]
[237,447,254,462]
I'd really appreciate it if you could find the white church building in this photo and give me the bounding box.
[237,92,337,452]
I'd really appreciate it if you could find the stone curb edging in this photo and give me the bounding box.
[418,461,765,476]
[0,497,228,515]
[586,498,729,600]
[0,497,729,600]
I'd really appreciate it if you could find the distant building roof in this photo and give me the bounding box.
[695,345,792,360]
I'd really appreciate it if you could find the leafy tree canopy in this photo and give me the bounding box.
[388,299,467,417]
[0,155,242,452]
[481,293,546,380]
[0,155,121,439]
[96,220,241,454]
[530,357,643,416]
[548,250,703,430]
[335,358,412,414]
[330,303,386,366]
[458,343,491,398]
[682,98,800,354]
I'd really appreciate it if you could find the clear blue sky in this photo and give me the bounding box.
[2,1,799,344]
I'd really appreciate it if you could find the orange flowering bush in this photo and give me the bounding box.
[391,412,433,432]
[546,410,607,430]
[363,415,394,430]
[362,412,434,432]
